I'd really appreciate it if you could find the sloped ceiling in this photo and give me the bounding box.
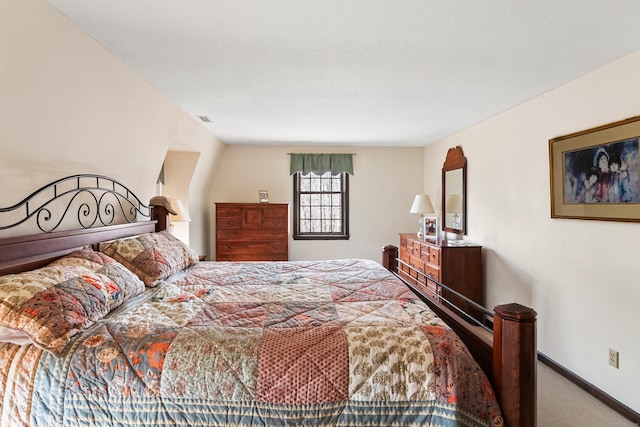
[49,0,640,146]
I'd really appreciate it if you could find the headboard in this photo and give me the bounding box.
[0,174,170,275]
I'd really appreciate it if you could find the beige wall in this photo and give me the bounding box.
[211,145,424,261]
[424,51,640,412]
[0,0,223,255]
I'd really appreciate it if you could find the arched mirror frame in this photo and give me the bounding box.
[442,146,467,235]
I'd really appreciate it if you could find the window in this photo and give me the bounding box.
[293,171,349,240]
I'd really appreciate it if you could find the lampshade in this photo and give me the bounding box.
[171,199,191,222]
[410,195,435,215]
[446,194,462,213]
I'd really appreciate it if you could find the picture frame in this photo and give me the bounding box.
[423,216,438,239]
[549,115,640,222]
[258,190,269,203]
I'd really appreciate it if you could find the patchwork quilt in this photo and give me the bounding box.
[1,259,503,426]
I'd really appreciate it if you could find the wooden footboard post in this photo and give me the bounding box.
[382,245,398,272]
[493,303,537,427]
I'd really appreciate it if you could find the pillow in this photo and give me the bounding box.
[99,231,199,286]
[49,247,145,302]
[0,247,145,355]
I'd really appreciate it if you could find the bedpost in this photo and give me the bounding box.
[150,205,170,232]
[382,245,398,272]
[493,303,537,427]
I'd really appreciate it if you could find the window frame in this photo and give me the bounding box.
[292,171,350,240]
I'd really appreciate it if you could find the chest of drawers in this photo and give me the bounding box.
[215,203,289,261]
[398,233,482,308]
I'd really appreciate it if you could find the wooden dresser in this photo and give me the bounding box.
[398,233,482,309]
[215,203,289,261]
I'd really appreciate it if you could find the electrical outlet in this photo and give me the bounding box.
[608,348,619,368]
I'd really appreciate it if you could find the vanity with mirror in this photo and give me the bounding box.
[398,146,483,308]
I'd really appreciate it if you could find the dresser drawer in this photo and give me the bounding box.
[217,241,288,257]
[262,218,288,229]
[409,256,425,276]
[428,247,440,265]
[420,244,440,266]
[423,263,440,282]
[217,229,288,241]
[409,257,427,284]
[399,235,409,252]
[216,253,288,262]
[216,217,242,229]
[216,206,242,217]
[399,250,410,264]
[410,242,421,258]
[263,207,288,219]
[399,251,411,276]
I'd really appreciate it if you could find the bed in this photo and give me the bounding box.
[0,175,535,426]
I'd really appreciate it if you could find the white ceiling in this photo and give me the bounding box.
[49,1,640,147]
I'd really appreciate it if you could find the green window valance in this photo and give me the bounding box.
[289,153,354,176]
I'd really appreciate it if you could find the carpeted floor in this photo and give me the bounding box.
[537,362,638,426]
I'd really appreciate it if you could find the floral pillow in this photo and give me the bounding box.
[0,247,145,356]
[99,231,199,286]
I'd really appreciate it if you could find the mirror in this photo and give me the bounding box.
[442,146,467,235]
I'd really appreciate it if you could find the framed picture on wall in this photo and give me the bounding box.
[423,216,438,240]
[259,190,269,203]
[549,115,640,222]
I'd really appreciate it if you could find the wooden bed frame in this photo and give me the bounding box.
[0,175,535,427]
[382,245,537,427]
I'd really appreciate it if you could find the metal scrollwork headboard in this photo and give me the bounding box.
[0,174,152,232]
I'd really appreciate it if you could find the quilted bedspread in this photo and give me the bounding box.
[1,259,503,427]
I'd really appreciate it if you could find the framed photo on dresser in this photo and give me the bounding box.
[423,216,438,239]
